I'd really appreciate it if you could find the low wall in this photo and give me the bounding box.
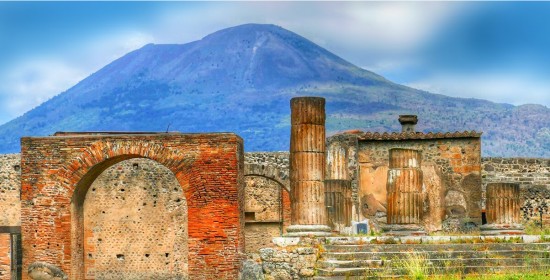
[482,158,550,222]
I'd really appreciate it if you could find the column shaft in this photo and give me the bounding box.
[287,97,330,236]
[384,148,425,236]
[481,183,524,235]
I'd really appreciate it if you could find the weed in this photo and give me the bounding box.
[395,251,432,280]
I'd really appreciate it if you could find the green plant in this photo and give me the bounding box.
[397,251,432,280]
[524,219,550,236]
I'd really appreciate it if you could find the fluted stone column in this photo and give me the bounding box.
[325,179,353,229]
[326,138,353,231]
[286,97,331,236]
[384,148,426,236]
[481,183,524,235]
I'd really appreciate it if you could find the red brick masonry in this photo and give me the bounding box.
[20,132,244,280]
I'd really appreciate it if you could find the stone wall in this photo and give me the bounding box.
[356,137,482,233]
[244,153,291,253]
[324,133,484,234]
[0,233,10,280]
[241,238,320,279]
[0,154,21,280]
[244,152,289,191]
[482,158,550,223]
[0,154,21,227]
[84,158,188,279]
[245,152,289,174]
[243,175,290,253]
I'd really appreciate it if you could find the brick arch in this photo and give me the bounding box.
[243,163,291,232]
[21,133,244,280]
[244,163,289,192]
[243,174,292,235]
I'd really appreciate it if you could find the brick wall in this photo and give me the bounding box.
[20,133,244,280]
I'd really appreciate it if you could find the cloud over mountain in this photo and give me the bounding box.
[0,24,548,157]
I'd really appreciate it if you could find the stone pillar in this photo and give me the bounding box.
[286,97,331,236]
[326,140,349,181]
[481,183,524,235]
[384,148,426,236]
[326,137,353,232]
[325,179,353,230]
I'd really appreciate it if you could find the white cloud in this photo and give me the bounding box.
[0,59,87,119]
[75,31,157,72]
[323,2,457,52]
[406,72,550,107]
[153,2,461,55]
[361,58,422,74]
[0,31,157,124]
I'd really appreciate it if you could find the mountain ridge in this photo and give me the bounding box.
[0,23,548,157]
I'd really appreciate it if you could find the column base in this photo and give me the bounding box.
[285,225,332,237]
[480,223,525,235]
[382,224,426,236]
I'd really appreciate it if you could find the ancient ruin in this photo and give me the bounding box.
[384,148,426,236]
[0,97,548,279]
[481,182,525,235]
[326,116,484,233]
[286,97,331,236]
[20,132,244,280]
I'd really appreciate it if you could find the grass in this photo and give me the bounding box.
[395,251,433,280]
[381,247,549,280]
[429,271,550,280]
[523,220,550,236]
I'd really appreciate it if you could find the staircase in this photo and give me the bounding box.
[314,242,550,279]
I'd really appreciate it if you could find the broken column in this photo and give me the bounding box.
[286,97,331,236]
[481,183,524,235]
[384,148,426,236]
[325,139,353,232]
[325,180,352,231]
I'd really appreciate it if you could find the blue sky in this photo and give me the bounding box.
[0,1,549,125]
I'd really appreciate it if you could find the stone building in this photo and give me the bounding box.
[326,115,483,233]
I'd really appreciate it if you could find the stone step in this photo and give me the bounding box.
[315,264,550,277]
[323,242,550,253]
[317,259,386,269]
[318,257,550,269]
[325,235,550,246]
[323,249,549,261]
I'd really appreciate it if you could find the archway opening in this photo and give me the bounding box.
[243,175,290,253]
[76,157,188,279]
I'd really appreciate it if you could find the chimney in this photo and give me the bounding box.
[398,115,418,133]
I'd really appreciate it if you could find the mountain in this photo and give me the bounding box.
[0,24,549,157]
